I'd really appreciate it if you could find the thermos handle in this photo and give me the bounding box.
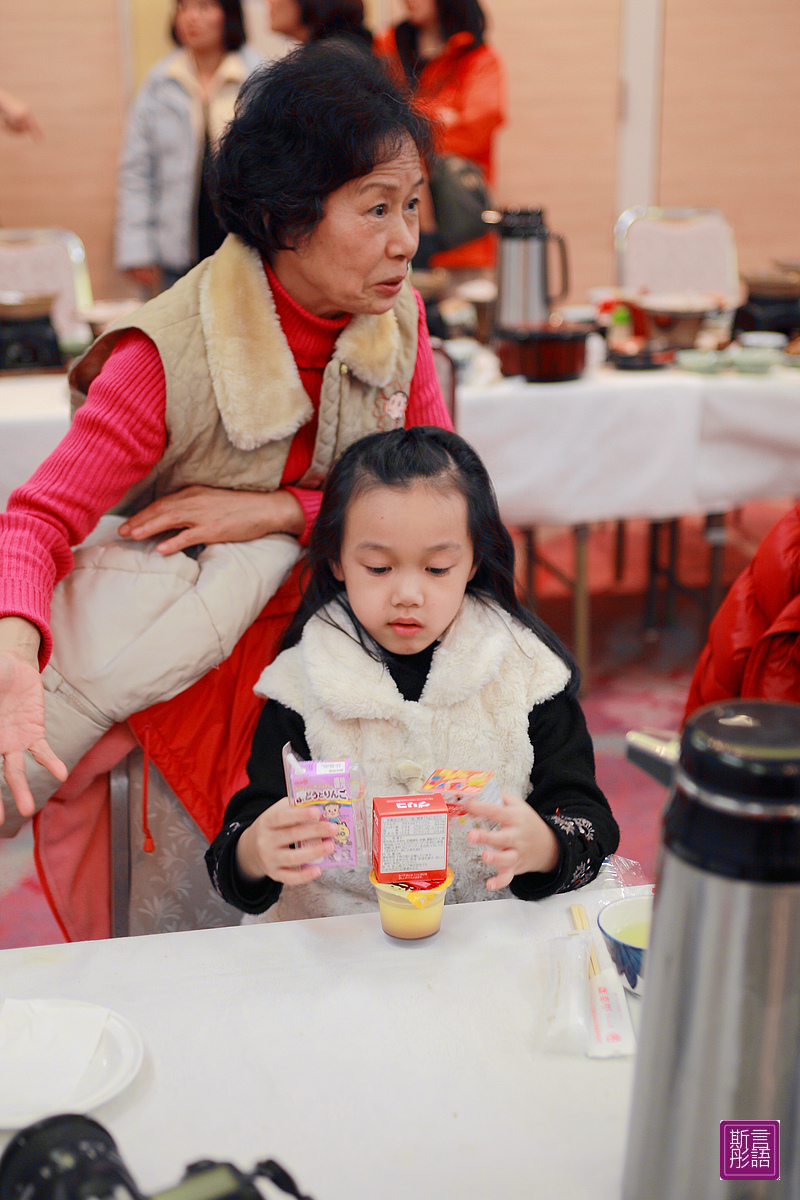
[625,730,680,786]
[546,231,569,306]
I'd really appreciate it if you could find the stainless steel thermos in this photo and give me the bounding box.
[623,700,800,1199]
[493,207,569,330]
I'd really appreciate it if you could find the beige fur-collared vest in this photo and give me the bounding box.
[247,596,571,920]
[69,235,420,516]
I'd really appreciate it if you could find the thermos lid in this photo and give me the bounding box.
[666,700,800,882]
[497,207,547,237]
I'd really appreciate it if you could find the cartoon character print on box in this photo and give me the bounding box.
[282,744,366,870]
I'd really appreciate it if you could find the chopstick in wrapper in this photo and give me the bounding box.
[570,903,635,1058]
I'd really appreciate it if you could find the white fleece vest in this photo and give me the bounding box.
[69,235,419,515]
[250,596,571,920]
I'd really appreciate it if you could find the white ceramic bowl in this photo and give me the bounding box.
[597,894,653,996]
[739,331,787,350]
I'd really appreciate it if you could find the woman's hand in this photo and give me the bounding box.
[0,89,42,139]
[462,791,562,891]
[0,619,68,825]
[235,797,336,887]
[118,486,305,555]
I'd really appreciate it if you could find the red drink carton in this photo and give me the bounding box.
[372,793,449,885]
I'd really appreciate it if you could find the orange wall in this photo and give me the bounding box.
[659,0,800,280]
[489,0,622,303]
[0,0,129,299]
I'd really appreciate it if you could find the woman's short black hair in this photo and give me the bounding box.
[300,0,373,45]
[171,0,247,52]
[281,426,578,690]
[393,0,486,82]
[211,41,431,255]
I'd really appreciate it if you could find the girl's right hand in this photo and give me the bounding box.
[235,797,336,887]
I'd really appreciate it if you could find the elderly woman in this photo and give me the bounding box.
[0,43,451,937]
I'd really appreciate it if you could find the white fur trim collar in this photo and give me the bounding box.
[199,236,405,450]
[256,595,571,717]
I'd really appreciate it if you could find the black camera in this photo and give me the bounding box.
[0,1114,315,1200]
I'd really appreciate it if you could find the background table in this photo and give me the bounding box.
[0,891,635,1200]
[0,373,70,507]
[457,365,800,674]
[456,365,800,527]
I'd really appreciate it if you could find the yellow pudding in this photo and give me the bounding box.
[369,869,455,939]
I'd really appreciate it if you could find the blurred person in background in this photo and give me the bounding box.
[115,0,260,295]
[0,88,42,138]
[374,0,505,272]
[266,0,372,47]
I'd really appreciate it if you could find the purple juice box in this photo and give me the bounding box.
[282,743,368,870]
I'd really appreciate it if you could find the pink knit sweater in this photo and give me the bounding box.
[0,283,451,666]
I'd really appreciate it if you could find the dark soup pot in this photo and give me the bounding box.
[495,323,590,382]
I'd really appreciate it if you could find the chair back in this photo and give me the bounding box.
[430,337,457,423]
[614,207,740,308]
[0,228,93,346]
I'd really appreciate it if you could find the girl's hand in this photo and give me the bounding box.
[118,486,305,555]
[462,791,562,891]
[235,797,337,887]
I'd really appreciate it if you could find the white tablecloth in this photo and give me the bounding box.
[457,366,800,527]
[0,891,636,1200]
[0,373,70,508]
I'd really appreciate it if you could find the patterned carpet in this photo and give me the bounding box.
[0,501,791,946]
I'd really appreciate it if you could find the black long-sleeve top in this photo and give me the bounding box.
[206,643,619,914]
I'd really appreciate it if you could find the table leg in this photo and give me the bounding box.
[573,524,590,688]
[109,758,131,938]
[704,513,727,626]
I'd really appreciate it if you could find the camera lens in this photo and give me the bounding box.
[0,1114,143,1200]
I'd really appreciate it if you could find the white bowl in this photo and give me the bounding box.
[739,331,787,350]
[597,894,653,996]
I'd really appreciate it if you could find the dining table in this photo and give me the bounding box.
[0,371,70,507]
[0,885,641,1200]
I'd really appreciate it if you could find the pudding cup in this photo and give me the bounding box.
[369,869,454,940]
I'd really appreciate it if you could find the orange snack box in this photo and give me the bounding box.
[371,793,449,885]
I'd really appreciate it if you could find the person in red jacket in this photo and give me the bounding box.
[374,0,506,272]
[684,501,800,720]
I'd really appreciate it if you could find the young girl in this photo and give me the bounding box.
[206,427,619,920]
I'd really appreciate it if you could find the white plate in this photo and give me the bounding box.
[0,999,143,1129]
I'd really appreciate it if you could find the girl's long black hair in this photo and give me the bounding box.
[281,427,578,693]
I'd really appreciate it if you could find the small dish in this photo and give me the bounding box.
[677,349,721,374]
[597,894,653,996]
[734,348,777,374]
[782,352,800,369]
[0,1000,143,1129]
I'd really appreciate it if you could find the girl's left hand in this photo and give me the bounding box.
[118,486,305,554]
[462,791,562,891]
